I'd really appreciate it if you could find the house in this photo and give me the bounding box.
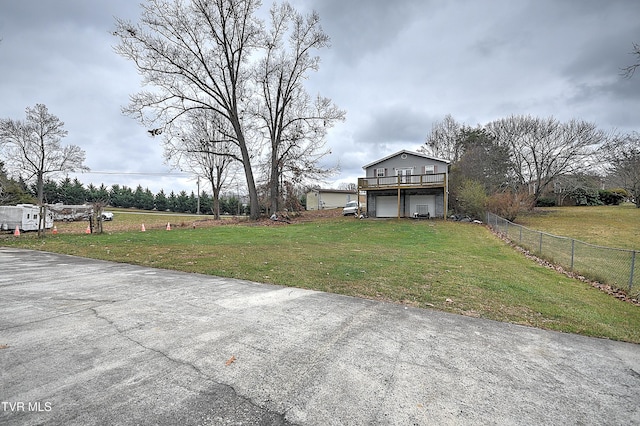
[358,150,450,218]
[306,189,358,210]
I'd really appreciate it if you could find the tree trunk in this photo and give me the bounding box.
[232,119,260,220]
[269,143,279,215]
[211,181,220,220]
[37,172,44,238]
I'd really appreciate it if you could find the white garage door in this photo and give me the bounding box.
[376,196,398,217]
[409,195,436,217]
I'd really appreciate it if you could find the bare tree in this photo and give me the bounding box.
[621,42,640,78]
[338,182,357,192]
[485,115,605,203]
[114,0,263,219]
[599,132,640,207]
[0,104,88,236]
[418,114,463,162]
[164,110,239,219]
[252,2,344,214]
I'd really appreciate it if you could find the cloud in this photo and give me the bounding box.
[1,0,639,195]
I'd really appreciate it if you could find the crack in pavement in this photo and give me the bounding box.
[0,301,116,331]
[87,306,294,425]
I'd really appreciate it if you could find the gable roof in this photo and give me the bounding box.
[362,149,450,170]
[307,189,356,194]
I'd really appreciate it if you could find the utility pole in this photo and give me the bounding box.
[196,176,200,214]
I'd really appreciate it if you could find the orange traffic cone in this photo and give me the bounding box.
[13,226,20,236]
[85,224,91,234]
[52,225,58,235]
[141,224,146,232]
[166,222,171,231]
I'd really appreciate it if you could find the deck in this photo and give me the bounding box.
[358,173,447,190]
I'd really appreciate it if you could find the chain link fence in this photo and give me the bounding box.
[486,212,639,297]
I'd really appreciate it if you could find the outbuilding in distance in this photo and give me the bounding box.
[306,189,358,211]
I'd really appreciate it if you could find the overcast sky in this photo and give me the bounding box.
[1,0,639,195]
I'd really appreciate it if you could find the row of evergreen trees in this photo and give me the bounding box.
[2,174,247,215]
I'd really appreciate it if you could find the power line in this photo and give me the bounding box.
[75,171,191,177]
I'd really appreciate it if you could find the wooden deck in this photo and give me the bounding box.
[358,173,447,190]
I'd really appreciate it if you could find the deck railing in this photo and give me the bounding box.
[358,173,446,189]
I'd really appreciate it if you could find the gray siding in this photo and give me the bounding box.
[365,153,447,177]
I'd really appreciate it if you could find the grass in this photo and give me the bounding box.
[3,209,640,343]
[516,203,640,250]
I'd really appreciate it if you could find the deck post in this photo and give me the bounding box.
[397,185,401,219]
[444,172,448,220]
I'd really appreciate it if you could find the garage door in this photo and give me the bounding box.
[409,195,436,217]
[376,196,398,217]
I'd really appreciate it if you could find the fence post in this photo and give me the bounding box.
[539,232,543,255]
[630,250,636,293]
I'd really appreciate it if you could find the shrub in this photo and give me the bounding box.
[487,191,531,221]
[536,197,556,207]
[456,179,487,220]
[599,189,626,206]
[569,188,602,206]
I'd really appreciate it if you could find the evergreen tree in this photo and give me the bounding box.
[109,184,122,207]
[42,179,60,204]
[176,190,189,213]
[0,161,36,205]
[155,189,168,211]
[58,177,73,204]
[168,191,177,212]
[133,185,145,209]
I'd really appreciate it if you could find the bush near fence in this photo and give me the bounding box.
[486,212,639,297]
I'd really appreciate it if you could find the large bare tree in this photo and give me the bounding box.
[114,0,263,219]
[599,132,640,207]
[418,114,463,162]
[0,104,88,236]
[115,0,342,219]
[485,115,605,203]
[622,42,640,78]
[164,109,239,219]
[255,2,344,214]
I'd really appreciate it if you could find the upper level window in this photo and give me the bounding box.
[376,168,385,177]
[424,165,435,174]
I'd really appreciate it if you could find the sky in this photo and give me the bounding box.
[1,0,639,196]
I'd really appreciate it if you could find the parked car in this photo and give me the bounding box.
[342,201,361,216]
[101,211,114,221]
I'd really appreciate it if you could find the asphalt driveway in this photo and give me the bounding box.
[1,247,639,425]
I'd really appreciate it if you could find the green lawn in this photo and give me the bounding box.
[3,212,639,343]
[516,203,640,250]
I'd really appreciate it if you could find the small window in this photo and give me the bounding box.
[376,168,385,177]
[27,214,30,219]
[424,165,435,174]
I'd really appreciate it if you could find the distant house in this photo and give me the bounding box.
[358,150,450,218]
[306,189,357,210]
